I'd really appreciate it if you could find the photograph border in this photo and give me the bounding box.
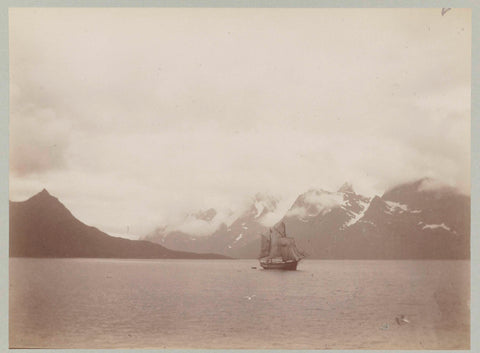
[1,1,478,352]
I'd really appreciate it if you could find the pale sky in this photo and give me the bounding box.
[9,8,471,239]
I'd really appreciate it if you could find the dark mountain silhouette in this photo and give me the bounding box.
[144,178,470,259]
[9,189,229,259]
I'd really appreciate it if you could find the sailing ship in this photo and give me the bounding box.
[259,222,305,270]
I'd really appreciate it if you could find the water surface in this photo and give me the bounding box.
[9,258,469,349]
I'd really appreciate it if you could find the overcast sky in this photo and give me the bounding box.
[9,8,471,239]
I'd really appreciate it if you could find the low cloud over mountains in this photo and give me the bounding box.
[143,178,470,259]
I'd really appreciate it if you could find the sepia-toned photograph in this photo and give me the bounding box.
[8,7,470,349]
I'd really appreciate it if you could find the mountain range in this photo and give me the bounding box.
[144,178,470,259]
[143,193,279,258]
[9,189,229,259]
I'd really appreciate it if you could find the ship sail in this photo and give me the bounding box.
[259,231,271,259]
[273,222,286,237]
[266,228,283,259]
[260,221,305,261]
[279,237,304,261]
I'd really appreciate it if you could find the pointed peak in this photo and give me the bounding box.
[338,182,354,193]
[27,188,58,203]
[192,208,217,222]
[37,188,54,198]
[305,188,330,195]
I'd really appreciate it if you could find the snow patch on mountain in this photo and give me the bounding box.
[384,201,423,215]
[359,220,376,227]
[418,221,458,235]
[385,201,409,213]
[343,199,371,228]
[254,201,265,218]
[107,231,141,241]
[422,223,451,231]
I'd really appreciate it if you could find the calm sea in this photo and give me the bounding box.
[9,258,469,349]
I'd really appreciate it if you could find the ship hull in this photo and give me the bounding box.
[259,260,298,271]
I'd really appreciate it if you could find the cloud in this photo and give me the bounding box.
[172,219,219,237]
[8,8,471,238]
[10,103,71,176]
[168,209,237,237]
[287,191,344,219]
[258,212,283,227]
[253,195,292,227]
[417,178,455,193]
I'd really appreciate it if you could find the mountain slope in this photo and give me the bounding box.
[280,185,372,258]
[142,178,470,260]
[144,193,279,257]
[282,179,469,259]
[9,189,229,259]
[348,178,470,259]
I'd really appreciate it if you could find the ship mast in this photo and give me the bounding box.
[259,221,305,262]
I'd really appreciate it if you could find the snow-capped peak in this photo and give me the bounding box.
[338,182,355,194]
[287,189,344,219]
